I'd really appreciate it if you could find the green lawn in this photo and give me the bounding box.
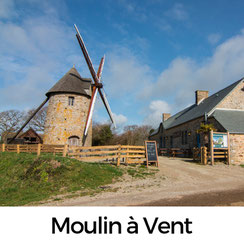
[0,152,123,206]
[0,152,158,206]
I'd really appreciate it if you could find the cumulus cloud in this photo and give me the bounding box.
[165,3,188,21]
[104,46,153,96]
[0,0,17,19]
[113,113,128,126]
[143,100,171,127]
[0,6,76,109]
[141,30,244,111]
[208,33,221,45]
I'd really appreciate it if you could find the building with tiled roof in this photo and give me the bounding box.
[149,78,244,164]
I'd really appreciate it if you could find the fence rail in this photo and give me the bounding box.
[193,146,229,165]
[68,145,146,166]
[0,144,146,166]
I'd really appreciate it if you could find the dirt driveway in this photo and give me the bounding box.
[43,157,244,206]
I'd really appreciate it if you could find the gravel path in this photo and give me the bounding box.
[42,157,244,206]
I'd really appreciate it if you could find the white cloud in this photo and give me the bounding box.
[165,3,188,21]
[142,30,244,111]
[208,33,221,45]
[0,0,16,19]
[143,100,171,127]
[0,9,75,110]
[117,0,147,21]
[105,46,153,96]
[113,113,128,125]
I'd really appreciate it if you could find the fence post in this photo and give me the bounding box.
[227,131,230,165]
[17,144,20,154]
[2,144,5,152]
[210,130,214,165]
[63,144,68,157]
[193,147,195,161]
[37,144,41,156]
[203,146,207,165]
[117,145,121,166]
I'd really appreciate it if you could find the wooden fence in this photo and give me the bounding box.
[0,143,65,156]
[193,146,229,165]
[0,144,146,166]
[193,147,208,165]
[68,145,146,166]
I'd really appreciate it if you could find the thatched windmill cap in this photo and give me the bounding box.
[46,67,92,97]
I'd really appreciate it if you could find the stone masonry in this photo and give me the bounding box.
[217,80,244,110]
[229,134,244,164]
[150,79,244,164]
[43,93,92,146]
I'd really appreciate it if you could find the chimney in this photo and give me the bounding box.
[162,113,171,122]
[195,90,208,105]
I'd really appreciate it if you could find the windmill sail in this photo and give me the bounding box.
[99,88,116,128]
[84,87,98,136]
[74,24,116,133]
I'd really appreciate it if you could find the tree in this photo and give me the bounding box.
[26,106,47,132]
[0,110,25,142]
[92,123,113,146]
[111,125,153,146]
[196,123,216,146]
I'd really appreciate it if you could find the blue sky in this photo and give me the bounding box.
[1,0,244,130]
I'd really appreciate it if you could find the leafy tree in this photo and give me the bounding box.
[196,123,216,134]
[196,123,216,146]
[92,123,113,146]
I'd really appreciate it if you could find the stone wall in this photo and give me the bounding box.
[43,93,92,146]
[229,133,244,164]
[149,117,224,150]
[217,80,244,109]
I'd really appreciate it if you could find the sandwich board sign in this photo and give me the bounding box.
[145,141,159,167]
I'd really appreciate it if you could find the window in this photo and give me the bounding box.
[185,131,188,144]
[160,136,163,148]
[68,136,80,146]
[170,136,173,148]
[68,96,75,106]
[181,131,184,144]
[182,131,188,145]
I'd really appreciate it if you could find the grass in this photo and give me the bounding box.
[0,152,123,206]
[240,164,244,168]
[0,152,159,206]
[126,165,159,178]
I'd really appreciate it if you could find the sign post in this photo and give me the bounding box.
[145,141,159,167]
[210,131,230,165]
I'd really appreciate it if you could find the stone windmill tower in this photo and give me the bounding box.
[9,24,116,146]
[43,67,92,146]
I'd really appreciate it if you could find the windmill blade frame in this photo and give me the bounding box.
[74,24,116,132]
[99,88,116,128]
[83,56,105,136]
[84,87,98,136]
[74,24,99,85]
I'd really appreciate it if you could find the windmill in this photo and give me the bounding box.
[9,25,116,146]
[74,24,116,138]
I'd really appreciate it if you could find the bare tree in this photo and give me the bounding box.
[0,110,25,142]
[26,106,47,132]
[112,125,153,145]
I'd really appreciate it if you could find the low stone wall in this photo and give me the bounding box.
[230,133,244,164]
